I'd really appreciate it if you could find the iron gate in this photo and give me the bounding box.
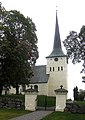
[37,95,55,111]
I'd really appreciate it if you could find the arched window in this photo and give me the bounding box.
[50,67,51,71]
[61,66,63,71]
[34,85,38,91]
[53,67,54,71]
[58,67,60,71]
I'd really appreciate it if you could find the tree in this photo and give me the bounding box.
[78,89,85,101]
[0,2,8,94]
[0,2,39,94]
[73,86,78,101]
[63,27,85,81]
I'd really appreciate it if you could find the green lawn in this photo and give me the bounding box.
[0,108,30,120]
[41,112,85,120]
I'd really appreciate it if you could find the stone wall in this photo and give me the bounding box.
[64,102,85,114]
[0,97,24,109]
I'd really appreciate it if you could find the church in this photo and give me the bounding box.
[29,11,68,96]
[3,11,68,96]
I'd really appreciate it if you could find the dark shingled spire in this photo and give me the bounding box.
[53,11,61,49]
[46,11,66,58]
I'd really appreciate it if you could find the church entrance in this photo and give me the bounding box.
[37,95,55,111]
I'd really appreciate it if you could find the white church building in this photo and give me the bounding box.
[29,11,68,96]
[5,11,68,96]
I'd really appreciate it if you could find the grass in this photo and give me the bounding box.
[41,111,85,120]
[0,108,30,120]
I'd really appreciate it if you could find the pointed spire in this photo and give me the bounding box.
[46,11,65,58]
[53,11,61,49]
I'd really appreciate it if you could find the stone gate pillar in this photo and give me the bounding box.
[25,86,38,111]
[54,85,68,111]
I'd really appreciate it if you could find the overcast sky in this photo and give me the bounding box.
[1,0,85,99]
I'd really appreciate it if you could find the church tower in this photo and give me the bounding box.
[46,11,67,96]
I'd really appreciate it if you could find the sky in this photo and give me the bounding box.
[0,0,85,99]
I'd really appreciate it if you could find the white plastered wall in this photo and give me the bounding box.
[7,85,23,94]
[29,83,48,95]
[55,93,67,111]
[46,57,67,96]
[25,93,37,111]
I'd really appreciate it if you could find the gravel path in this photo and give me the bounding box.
[10,110,53,120]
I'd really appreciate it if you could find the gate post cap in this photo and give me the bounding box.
[54,85,68,93]
[25,86,38,93]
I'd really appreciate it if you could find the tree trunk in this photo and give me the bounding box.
[16,84,19,95]
[0,84,3,95]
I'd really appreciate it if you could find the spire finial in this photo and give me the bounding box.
[56,6,57,12]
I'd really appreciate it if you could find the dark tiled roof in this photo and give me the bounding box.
[46,11,66,58]
[53,12,62,50]
[46,48,66,58]
[30,65,48,84]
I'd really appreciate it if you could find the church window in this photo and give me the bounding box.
[61,66,63,71]
[58,67,60,71]
[50,67,51,71]
[53,67,54,71]
[34,85,38,91]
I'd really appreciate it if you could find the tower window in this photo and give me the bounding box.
[61,66,63,71]
[58,67,60,71]
[50,67,51,71]
[53,67,54,71]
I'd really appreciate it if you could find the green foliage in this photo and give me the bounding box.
[73,86,78,101]
[0,2,39,94]
[73,87,85,101]
[74,101,85,106]
[78,89,85,101]
[41,112,85,120]
[63,28,85,80]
